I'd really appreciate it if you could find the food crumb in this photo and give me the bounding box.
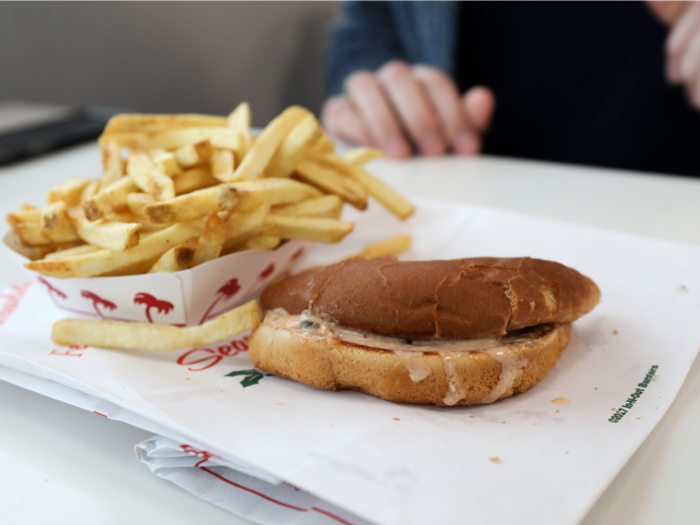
[489,457,500,463]
[613,329,618,335]
[556,409,560,413]
[551,397,570,405]
[595,387,598,390]
[502,421,506,424]
[221,390,224,393]
[611,408,616,411]
[186,377,190,380]
[393,417,400,421]
[277,403,283,405]
[470,416,474,418]
[678,284,687,291]
[565,451,569,455]
[636,417,641,420]
[532,423,536,426]
[652,375,657,382]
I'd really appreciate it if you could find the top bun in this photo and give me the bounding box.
[260,257,601,339]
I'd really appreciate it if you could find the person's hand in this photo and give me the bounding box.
[648,1,700,108]
[321,61,496,159]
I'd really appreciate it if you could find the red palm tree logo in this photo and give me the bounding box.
[260,263,275,279]
[134,293,174,323]
[199,278,240,325]
[81,290,117,319]
[291,247,304,260]
[38,276,67,300]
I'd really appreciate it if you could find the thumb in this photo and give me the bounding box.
[462,86,496,133]
[647,1,688,26]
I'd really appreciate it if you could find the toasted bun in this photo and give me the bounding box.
[249,322,573,406]
[260,258,600,339]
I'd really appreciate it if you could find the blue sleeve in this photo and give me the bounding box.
[326,1,406,96]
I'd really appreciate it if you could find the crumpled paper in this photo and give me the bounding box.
[1,198,700,525]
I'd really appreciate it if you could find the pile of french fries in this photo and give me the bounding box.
[6,103,414,279]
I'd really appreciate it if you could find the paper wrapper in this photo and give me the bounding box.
[2,198,700,525]
[3,239,310,326]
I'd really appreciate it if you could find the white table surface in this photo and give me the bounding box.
[1,144,700,525]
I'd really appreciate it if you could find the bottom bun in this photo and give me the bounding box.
[249,321,572,406]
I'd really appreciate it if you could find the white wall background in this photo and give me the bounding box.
[0,2,338,125]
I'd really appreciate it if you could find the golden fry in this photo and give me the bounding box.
[52,299,263,350]
[314,153,414,220]
[40,202,80,243]
[234,178,322,209]
[271,195,343,219]
[83,176,137,220]
[143,184,243,225]
[25,217,207,278]
[127,151,175,201]
[148,240,198,273]
[222,201,270,252]
[101,113,227,139]
[7,208,42,227]
[210,149,235,182]
[45,244,100,261]
[262,215,353,244]
[193,212,226,266]
[47,178,92,207]
[295,160,368,210]
[99,141,124,190]
[232,106,308,181]
[174,138,214,168]
[150,149,181,176]
[126,192,156,220]
[71,210,142,251]
[265,114,322,178]
[173,167,220,195]
[353,234,412,260]
[342,147,384,166]
[228,102,251,156]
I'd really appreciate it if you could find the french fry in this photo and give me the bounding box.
[51,299,263,350]
[271,195,343,219]
[99,141,124,190]
[14,222,51,246]
[127,151,175,201]
[262,215,353,244]
[20,204,37,211]
[100,114,228,140]
[309,134,335,155]
[107,211,167,232]
[25,217,208,278]
[193,212,226,266]
[148,241,198,273]
[80,180,99,205]
[143,184,243,225]
[45,244,100,261]
[222,201,270,252]
[342,147,384,166]
[47,178,92,206]
[108,127,244,151]
[3,231,66,261]
[71,210,142,251]
[126,192,157,220]
[228,102,251,156]
[313,153,415,220]
[226,234,281,254]
[210,149,235,182]
[232,106,308,181]
[83,176,138,220]
[265,114,322,178]
[7,208,42,227]
[295,160,368,210]
[150,149,180,176]
[174,138,214,168]
[353,234,412,260]
[173,167,220,195]
[234,178,323,209]
[40,202,80,243]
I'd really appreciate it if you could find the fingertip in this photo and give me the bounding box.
[464,86,496,132]
[382,136,412,159]
[453,131,480,155]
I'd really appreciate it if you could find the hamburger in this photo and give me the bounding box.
[248,257,600,406]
